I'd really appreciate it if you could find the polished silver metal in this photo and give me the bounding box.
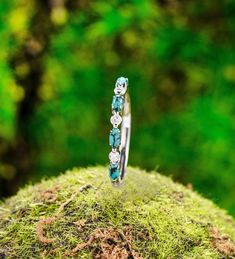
[109,77,131,186]
[119,92,131,181]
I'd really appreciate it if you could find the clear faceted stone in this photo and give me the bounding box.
[114,77,128,95]
[109,151,120,164]
[110,113,122,127]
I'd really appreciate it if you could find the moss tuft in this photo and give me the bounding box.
[0,166,235,258]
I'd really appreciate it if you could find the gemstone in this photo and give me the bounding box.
[109,163,120,181]
[109,128,121,148]
[109,151,120,164]
[114,77,128,95]
[112,96,124,112]
[110,113,122,127]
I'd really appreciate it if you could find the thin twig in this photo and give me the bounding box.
[36,217,57,244]
[58,184,93,213]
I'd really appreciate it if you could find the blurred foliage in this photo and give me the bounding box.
[0,1,31,140]
[1,0,235,216]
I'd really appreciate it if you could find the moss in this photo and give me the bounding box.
[0,166,235,258]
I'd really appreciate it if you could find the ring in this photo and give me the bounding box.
[108,77,131,186]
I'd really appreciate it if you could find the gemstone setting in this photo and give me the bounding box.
[112,96,124,112]
[110,113,122,127]
[114,77,128,95]
[109,128,121,148]
[109,151,120,164]
[109,163,120,181]
[108,77,129,185]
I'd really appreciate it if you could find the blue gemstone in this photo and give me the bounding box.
[112,96,124,112]
[109,163,120,180]
[109,128,121,148]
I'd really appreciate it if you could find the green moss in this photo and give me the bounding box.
[0,166,235,258]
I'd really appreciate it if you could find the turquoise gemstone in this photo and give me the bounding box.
[112,96,124,112]
[109,128,121,148]
[109,163,120,180]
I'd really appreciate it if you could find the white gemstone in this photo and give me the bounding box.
[109,151,120,163]
[110,113,122,127]
[114,77,128,95]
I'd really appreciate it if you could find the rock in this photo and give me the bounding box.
[0,166,235,258]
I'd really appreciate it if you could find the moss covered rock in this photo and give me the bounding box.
[0,167,235,258]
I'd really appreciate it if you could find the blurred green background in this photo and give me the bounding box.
[1,0,235,216]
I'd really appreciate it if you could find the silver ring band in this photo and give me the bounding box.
[108,77,131,186]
